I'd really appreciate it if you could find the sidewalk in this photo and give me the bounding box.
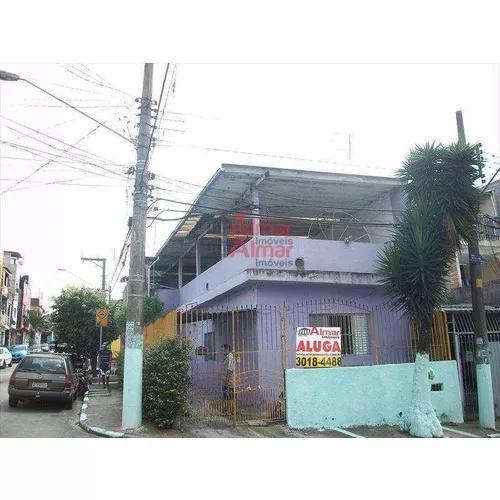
[80,382,500,438]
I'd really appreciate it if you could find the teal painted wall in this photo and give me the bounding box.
[286,361,463,429]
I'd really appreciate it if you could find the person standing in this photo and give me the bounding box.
[221,344,236,416]
[98,342,112,388]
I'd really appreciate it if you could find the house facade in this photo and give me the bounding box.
[149,165,419,418]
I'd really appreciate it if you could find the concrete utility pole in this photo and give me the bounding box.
[122,64,154,429]
[81,256,107,366]
[456,110,496,429]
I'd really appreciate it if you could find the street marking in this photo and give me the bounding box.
[442,426,479,438]
[332,427,364,438]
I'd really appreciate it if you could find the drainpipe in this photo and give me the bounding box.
[146,257,160,297]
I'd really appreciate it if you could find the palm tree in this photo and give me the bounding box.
[377,142,482,437]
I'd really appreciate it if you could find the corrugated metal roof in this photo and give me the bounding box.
[154,163,402,270]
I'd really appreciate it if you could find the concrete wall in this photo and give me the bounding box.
[175,237,385,308]
[286,361,463,429]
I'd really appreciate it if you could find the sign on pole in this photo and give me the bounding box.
[295,326,342,368]
[96,308,108,327]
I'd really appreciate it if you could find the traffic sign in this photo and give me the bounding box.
[96,308,108,327]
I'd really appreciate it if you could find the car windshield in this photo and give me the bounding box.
[19,356,67,375]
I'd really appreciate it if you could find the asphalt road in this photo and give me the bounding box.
[0,365,93,438]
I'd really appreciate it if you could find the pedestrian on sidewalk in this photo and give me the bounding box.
[98,342,112,388]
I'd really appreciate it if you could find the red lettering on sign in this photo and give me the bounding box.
[297,340,305,352]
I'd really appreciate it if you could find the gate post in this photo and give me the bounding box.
[279,304,289,422]
[231,309,237,427]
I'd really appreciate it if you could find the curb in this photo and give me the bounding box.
[78,390,126,438]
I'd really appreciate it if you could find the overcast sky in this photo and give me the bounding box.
[1,63,499,308]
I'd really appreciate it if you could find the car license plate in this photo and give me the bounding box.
[32,382,47,389]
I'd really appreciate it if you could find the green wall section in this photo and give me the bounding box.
[286,361,463,429]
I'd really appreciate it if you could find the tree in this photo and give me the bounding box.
[377,142,481,437]
[51,287,119,365]
[112,296,163,351]
[26,309,48,332]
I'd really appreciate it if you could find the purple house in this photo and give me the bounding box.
[151,164,411,419]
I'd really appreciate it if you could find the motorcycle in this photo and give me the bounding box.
[75,369,90,398]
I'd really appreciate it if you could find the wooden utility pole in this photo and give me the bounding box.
[122,64,154,429]
[456,110,495,429]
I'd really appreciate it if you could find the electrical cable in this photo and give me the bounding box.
[0,121,123,194]
[1,115,127,166]
[19,77,134,145]
[62,64,135,99]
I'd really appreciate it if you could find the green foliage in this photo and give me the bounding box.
[377,204,450,338]
[143,296,163,325]
[378,142,482,352]
[112,300,127,335]
[112,296,163,337]
[26,309,49,331]
[398,142,482,249]
[142,337,191,429]
[115,349,125,382]
[51,287,119,358]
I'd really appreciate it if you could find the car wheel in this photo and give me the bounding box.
[9,398,18,408]
[1,360,5,369]
[64,398,73,410]
[8,361,12,367]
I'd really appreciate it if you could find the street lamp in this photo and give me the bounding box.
[0,69,133,144]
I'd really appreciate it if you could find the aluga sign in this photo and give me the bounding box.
[295,326,342,368]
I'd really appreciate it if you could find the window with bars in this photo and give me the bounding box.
[309,313,370,355]
[204,332,216,361]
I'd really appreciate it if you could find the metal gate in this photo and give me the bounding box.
[178,306,287,424]
[449,310,500,420]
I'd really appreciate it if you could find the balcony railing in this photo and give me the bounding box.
[478,215,500,241]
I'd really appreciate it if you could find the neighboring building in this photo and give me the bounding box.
[29,297,49,344]
[1,260,11,345]
[2,251,24,346]
[448,184,500,304]
[18,275,31,332]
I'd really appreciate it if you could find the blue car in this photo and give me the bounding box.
[10,344,28,363]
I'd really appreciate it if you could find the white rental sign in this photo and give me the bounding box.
[295,326,342,368]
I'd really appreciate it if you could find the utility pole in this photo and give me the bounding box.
[81,256,107,372]
[456,110,496,429]
[122,64,154,429]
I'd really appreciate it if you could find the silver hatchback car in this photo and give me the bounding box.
[8,353,78,409]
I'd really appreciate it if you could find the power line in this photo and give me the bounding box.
[155,140,395,172]
[0,121,120,194]
[1,115,126,166]
[109,228,132,291]
[19,77,134,145]
[62,64,135,99]
[1,140,129,180]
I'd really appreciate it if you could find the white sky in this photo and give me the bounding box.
[1,63,499,308]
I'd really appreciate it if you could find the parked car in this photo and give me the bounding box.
[0,347,13,368]
[10,344,29,363]
[29,344,43,353]
[40,343,50,352]
[8,353,78,409]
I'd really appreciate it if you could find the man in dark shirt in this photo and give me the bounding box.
[98,343,112,388]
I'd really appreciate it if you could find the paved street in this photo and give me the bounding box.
[0,366,92,438]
